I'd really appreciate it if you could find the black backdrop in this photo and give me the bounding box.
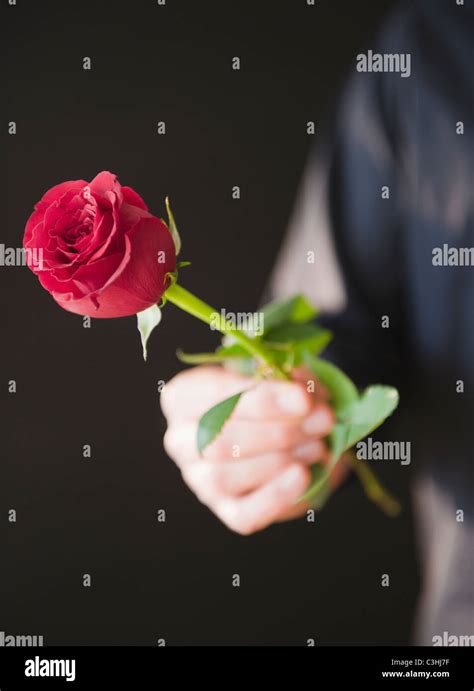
[1,0,418,646]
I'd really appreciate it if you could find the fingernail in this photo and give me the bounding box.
[278,465,306,490]
[276,387,307,414]
[302,408,332,435]
[293,440,321,460]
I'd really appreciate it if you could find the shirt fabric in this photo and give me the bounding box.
[268,0,474,644]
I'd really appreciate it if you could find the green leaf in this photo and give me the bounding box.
[137,304,162,361]
[265,323,332,360]
[197,391,247,454]
[337,386,400,449]
[301,352,399,504]
[302,387,399,503]
[165,196,181,255]
[261,294,318,333]
[302,351,358,411]
[306,465,332,510]
[215,344,251,358]
[265,322,327,343]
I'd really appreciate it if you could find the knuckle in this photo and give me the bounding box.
[217,502,256,535]
[202,464,228,496]
[181,467,207,503]
[159,379,178,418]
[163,427,178,458]
[160,369,198,416]
[233,521,256,536]
[183,464,227,501]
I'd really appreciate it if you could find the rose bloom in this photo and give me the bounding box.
[23,171,176,317]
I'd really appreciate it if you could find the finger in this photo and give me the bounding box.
[181,441,328,500]
[160,366,251,421]
[231,380,314,420]
[163,405,334,463]
[162,368,315,422]
[208,406,333,459]
[213,464,312,535]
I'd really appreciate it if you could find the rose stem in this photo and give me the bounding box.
[164,282,288,378]
[347,452,402,517]
[165,282,400,516]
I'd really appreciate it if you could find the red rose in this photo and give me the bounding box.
[23,171,176,317]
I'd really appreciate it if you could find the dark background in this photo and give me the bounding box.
[1,0,418,645]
